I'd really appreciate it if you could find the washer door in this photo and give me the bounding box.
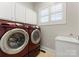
[31,29,41,44]
[0,28,29,54]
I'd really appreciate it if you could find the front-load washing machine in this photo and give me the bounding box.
[28,25,41,57]
[0,19,29,57]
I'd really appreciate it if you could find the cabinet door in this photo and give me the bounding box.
[55,41,77,57]
[15,3,26,23]
[26,8,37,24]
[0,2,15,21]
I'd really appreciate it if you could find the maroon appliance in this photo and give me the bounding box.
[28,25,41,57]
[0,19,29,57]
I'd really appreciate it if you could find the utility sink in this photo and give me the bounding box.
[55,36,79,44]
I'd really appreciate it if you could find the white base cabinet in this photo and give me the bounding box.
[55,40,79,57]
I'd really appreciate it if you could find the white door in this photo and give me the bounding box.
[15,3,26,23]
[0,2,15,21]
[31,29,41,44]
[0,28,29,54]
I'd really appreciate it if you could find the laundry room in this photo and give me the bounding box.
[0,0,79,58]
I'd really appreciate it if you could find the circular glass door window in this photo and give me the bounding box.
[7,32,25,49]
[33,31,40,41]
[0,28,29,54]
[31,29,41,44]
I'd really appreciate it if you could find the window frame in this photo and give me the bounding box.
[38,7,50,25]
[49,3,66,25]
[38,3,66,25]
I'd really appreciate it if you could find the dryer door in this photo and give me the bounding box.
[31,29,41,44]
[0,28,29,54]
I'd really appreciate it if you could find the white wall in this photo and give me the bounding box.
[74,3,79,35]
[15,2,37,24]
[17,2,34,10]
[34,2,78,50]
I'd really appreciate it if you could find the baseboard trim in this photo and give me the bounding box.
[40,46,55,54]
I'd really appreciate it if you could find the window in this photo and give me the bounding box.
[40,8,49,16]
[38,3,66,25]
[40,16,49,23]
[50,3,64,23]
[39,8,49,23]
[51,12,63,21]
[55,3,63,12]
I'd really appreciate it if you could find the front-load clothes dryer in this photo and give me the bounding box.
[0,19,29,57]
[28,25,41,57]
